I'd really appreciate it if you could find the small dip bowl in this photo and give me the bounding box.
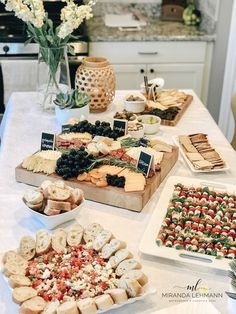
[124,93,146,113]
[138,115,161,135]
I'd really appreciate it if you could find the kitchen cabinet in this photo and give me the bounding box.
[89,41,213,103]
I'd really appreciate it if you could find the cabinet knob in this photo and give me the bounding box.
[140,69,145,74]
[3,45,9,54]
[150,69,154,74]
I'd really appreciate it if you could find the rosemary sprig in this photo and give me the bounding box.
[86,157,144,174]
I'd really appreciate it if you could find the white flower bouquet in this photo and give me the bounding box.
[0,0,96,110]
[0,0,95,43]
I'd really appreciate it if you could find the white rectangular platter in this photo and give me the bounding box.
[173,136,229,173]
[139,176,235,272]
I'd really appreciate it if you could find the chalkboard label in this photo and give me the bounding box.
[41,132,55,151]
[137,151,153,177]
[113,119,127,136]
[62,124,71,133]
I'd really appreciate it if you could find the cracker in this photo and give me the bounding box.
[186,153,204,161]
[193,160,213,170]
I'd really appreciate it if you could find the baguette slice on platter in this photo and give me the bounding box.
[19,296,46,314]
[13,287,37,304]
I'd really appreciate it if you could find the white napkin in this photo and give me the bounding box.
[1,59,38,105]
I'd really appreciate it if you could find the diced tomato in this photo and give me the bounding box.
[198,225,205,232]
[99,282,108,290]
[32,279,42,289]
[43,293,52,302]
[70,257,81,268]
[58,269,71,279]
[192,216,201,223]
[228,249,236,255]
[211,228,220,233]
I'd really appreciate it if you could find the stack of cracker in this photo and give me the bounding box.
[179,133,225,170]
[147,89,188,110]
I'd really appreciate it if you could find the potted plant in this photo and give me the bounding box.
[54,89,90,125]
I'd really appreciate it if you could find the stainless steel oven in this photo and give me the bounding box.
[0,1,89,116]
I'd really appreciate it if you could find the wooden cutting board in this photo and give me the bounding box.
[160,95,193,126]
[15,147,178,212]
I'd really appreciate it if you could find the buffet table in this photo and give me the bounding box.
[0,90,235,314]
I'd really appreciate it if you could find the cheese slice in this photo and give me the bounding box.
[59,132,92,141]
[98,165,123,176]
[22,151,61,175]
[126,147,163,165]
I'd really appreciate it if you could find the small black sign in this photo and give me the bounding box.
[41,132,55,151]
[61,124,71,133]
[113,119,127,136]
[137,151,153,177]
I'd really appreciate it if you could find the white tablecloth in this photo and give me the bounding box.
[0,91,235,314]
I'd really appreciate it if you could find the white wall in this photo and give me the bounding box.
[218,0,236,141]
[206,0,233,123]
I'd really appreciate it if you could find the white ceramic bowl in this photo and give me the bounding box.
[140,77,165,99]
[55,105,89,125]
[23,199,84,229]
[128,123,144,139]
[138,115,161,135]
[124,93,146,113]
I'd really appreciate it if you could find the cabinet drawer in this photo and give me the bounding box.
[89,41,207,64]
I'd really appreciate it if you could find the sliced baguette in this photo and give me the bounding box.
[95,294,114,310]
[52,228,67,253]
[92,230,113,251]
[101,239,126,259]
[25,201,43,211]
[120,270,148,286]
[19,236,36,261]
[57,301,79,314]
[23,190,44,205]
[115,259,141,277]
[44,206,60,216]
[9,275,31,288]
[118,278,142,297]
[47,185,70,201]
[66,188,84,205]
[108,249,133,269]
[83,223,104,243]
[46,200,71,212]
[77,298,97,314]
[19,296,46,314]
[41,300,59,314]
[13,287,37,304]
[67,223,84,247]
[3,260,27,277]
[36,230,51,255]
[53,180,66,189]
[105,288,128,304]
[40,180,53,191]
[3,250,26,265]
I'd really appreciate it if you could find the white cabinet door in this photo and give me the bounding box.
[148,64,204,98]
[112,64,146,90]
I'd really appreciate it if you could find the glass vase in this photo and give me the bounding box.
[37,46,71,112]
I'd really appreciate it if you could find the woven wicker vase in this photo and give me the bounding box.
[75,57,116,113]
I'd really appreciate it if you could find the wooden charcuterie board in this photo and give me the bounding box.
[160,95,193,127]
[15,147,178,212]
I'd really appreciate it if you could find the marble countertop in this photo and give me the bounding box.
[87,17,216,42]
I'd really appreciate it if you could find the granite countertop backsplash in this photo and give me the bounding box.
[87,17,216,42]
